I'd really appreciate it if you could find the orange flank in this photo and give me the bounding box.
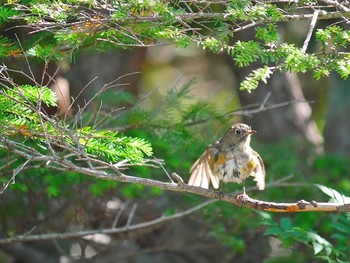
[216,154,226,165]
[241,159,256,175]
[208,153,225,170]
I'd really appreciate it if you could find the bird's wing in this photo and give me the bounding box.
[252,151,266,190]
[188,149,221,189]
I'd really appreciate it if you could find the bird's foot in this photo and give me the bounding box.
[215,190,225,201]
[236,187,249,204]
[236,192,249,202]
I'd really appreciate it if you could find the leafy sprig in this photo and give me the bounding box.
[0,85,153,164]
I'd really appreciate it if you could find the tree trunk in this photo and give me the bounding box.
[228,26,322,147]
[324,75,350,156]
[236,70,323,147]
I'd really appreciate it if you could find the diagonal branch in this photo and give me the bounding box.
[302,10,319,53]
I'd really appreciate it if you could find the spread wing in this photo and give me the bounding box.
[252,151,266,190]
[188,149,221,189]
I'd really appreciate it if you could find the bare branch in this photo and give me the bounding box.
[319,0,350,12]
[302,10,320,53]
[126,203,138,227]
[0,199,216,244]
[0,169,348,245]
[112,200,130,229]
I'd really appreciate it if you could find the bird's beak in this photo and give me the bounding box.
[246,129,257,135]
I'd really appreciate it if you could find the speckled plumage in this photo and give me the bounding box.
[188,123,265,191]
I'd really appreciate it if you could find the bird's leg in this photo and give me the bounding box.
[243,179,246,196]
[236,179,249,203]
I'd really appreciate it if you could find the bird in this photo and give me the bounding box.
[188,123,265,195]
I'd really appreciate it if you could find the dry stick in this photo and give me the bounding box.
[169,173,350,213]
[319,0,350,12]
[0,199,216,244]
[0,158,31,194]
[112,200,130,229]
[126,203,138,227]
[302,10,319,53]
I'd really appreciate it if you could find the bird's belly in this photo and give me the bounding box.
[221,158,256,183]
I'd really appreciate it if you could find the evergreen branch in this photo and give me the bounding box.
[5,1,350,79]
[0,84,153,165]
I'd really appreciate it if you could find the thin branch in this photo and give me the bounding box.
[302,10,319,53]
[112,200,130,229]
[1,166,348,245]
[235,195,348,213]
[0,199,216,244]
[319,0,350,12]
[229,99,312,117]
[126,203,138,227]
[153,156,174,183]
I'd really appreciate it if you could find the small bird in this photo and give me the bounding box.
[188,123,265,195]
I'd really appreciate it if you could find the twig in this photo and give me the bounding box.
[302,10,319,53]
[154,157,174,183]
[319,0,350,12]
[259,91,272,110]
[234,194,348,212]
[0,199,216,244]
[0,158,31,195]
[126,203,137,227]
[112,200,130,229]
[229,99,312,117]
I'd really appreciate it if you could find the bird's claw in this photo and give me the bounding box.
[215,190,225,201]
[236,189,249,204]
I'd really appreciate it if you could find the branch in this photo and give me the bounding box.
[0,199,216,244]
[10,1,350,47]
[0,168,348,244]
[302,10,319,53]
[1,130,350,246]
[234,194,350,213]
[319,0,350,12]
[1,133,349,214]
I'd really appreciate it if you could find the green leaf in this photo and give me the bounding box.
[240,66,273,92]
[315,184,350,203]
[280,217,293,231]
[232,40,262,67]
[313,241,323,255]
[46,185,60,197]
[0,6,19,23]
[307,231,333,256]
[264,227,282,236]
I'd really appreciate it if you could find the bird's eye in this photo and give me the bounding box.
[235,129,241,135]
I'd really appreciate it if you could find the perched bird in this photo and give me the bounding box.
[188,123,265,194]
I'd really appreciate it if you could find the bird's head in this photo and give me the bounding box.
[221,123,257,145]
